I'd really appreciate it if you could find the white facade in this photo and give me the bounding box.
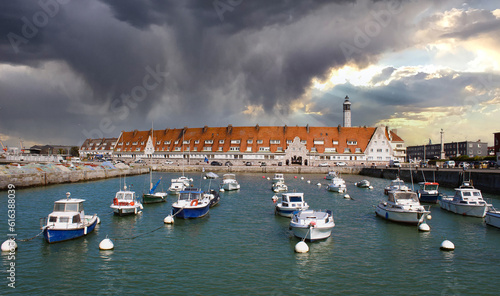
[364,126,394,162]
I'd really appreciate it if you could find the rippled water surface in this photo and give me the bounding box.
[2,172,500,295]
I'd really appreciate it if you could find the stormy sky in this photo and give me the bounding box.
[1,0,499,148]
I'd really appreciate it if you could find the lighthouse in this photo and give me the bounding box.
[343,95,351,127]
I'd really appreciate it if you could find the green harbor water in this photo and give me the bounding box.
[2,172,500,295]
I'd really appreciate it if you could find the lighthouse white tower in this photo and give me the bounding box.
[343,95,351,127]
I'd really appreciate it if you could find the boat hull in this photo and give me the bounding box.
[110,205,141,216]
[290,225,334,241]
[172,204,210,219]
[327,185,346,193]
[275,205,308,218]
[439,199,487,217]
[222,183,240,191]
[43,216,98,243]
[418,193,439,204]
[142,193,167,204]
[485,211,500,228]
[375,204,428,225]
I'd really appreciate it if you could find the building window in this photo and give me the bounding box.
[183,140,190,144]
[386,149,389,152]
[325,148,336,153]
[344,148,351,153]
[156,141,161,145]
[218,147,223,151]
[141,142,145,145]
[195,140,200,144]
[301,140,307,144]
[174,141,179,144]
[164,141,170,145]
[246,147,252,152]
[257,140,263,144]
[118,142,123,146]
[347,141,357,145]
[355,148,362,153]
[286,140,292,144]
[203,147,212,151]
[270,140,280,144]
[193,147,197,151]
[332,140,338,145]
[126,142,130,145]
[230,147,240,151]
[247,139,253,144]
[185,148,190,152]
[219,140,225,144]
[377,149,382,152]
[136,148,141,151]
[396,144,403,148]
[175,147,181,151]
[132,142,138,145]
[205,140,213,144]
[277,147,283,152]
[259,147,270,152]
[117,148,121,152]
[311,147,317,152]
[231,140,241,144]
[314,140,324,145]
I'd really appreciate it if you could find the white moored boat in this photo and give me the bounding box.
[356,179,371,188]
[384,177,409,195]
[272,181,288,193]
[220,174,240,191]
[485,207,500,229]
[110,185,143,216]
[375,190,430,225]
[327,175,346,193]
[168,176,191,194]
[439,182,490,218]
[272,173,285,184]
[325,171,337,180]
[289,210,335,241]
[274,192,309,217]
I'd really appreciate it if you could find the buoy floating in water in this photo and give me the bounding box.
[262,176,266,178]
[1,239,17,252]
[300,177,304,180]
[219,188,225,192]
[344,194,350,199]
[99,238,114,250]
[427,215,432,220]
[267,177,270,180]
[307,180,311,184]
[294,176,297,179]
[164,215,174,224]
[295,241,309,253]
[368,186,374,189]
[440,240,455,251]
[418,222,430,232]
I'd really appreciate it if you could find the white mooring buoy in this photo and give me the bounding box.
[316,183,321,187]
[306,180,311,184]
[267,177,270,180]
[219,188,225,192]
[344,194,351,199]
[300,177,304,180]
[427,215,432,220]
[440,240,455,251]
[368,186,374,189]
[164,215,174,224]
[295,241,309,253]
[1,239,17,252]
[418,222,430,232]
[99,238,114,250]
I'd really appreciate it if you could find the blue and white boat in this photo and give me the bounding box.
[171,188,210,219]
[275,192,309,217]
[439,182,490,218]
[220,174,240,191]
[110,185,143,216]
[42,192,99,243]
[417,182,440,204]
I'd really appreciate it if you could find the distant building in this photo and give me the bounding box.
[343,96,351,128]
[111,125,403,165]
[29,144,75,156]
[407,140,488,161]
[79,138,118,159]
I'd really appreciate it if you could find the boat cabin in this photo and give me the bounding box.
[281,193,306,207]
[453,188,487,205]
[419,182,438,191]
[47,199,86,226]
[179,189,203,201]
[222,174,236,180]
[115,191,135,201]
[388,191,419,205]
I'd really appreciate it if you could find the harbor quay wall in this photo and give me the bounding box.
[359,168,500,194]
[0,167,149,191]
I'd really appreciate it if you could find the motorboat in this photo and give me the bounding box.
[42,192,99,243]
[485,206,500,229]
[110,185,143,216]
[220,173,240,191]
[272,173,285,184]
[274,192,309,217]
[289,210,335,241]
[375,189,430,225]
[272,181,288,193]
[384,177,409,195]
[355,180,371,188]
[171,188,210,219]
[206,189,221,208]
[417,182,440,204]
[439,182,490,217]
[143,171,167,204]
[168,176,191,194]
[327,175,347,193]
[325,171,338,180]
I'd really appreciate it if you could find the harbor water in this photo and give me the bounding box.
[2,172,500,295]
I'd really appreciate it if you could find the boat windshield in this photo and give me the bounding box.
[394,192,418,202]
[392,181,405,186]
[54,202,83,212]
[179,192,202,201]
[472,191,481,196]
[116,192,134,200]
[223,174,235,180]
[423,184,438,190]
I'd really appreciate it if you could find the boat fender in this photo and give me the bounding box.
[113,198,118,205]
[130,201,135,206]
[134,207,137,215]
[310,221,316,228]
[190,199,199,206]
[84,226,88,235]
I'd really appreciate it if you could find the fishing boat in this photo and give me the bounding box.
[375,189,430,225]
[220,173,240,191]
[384,177,409,195]
[171,188,210,219]
[142,170,167,204]
[272,173,285,184]
[485,207,500,229]
[42,192,99,243]
[272,181,288,193]
[110,184,143,216]
[417,182,440,204]
[289,209,335,241]
[439,182,490,218]
[168,176,191,194]
[355,180,371,188]
[325,171,338,180]
[327,175,347,193]
[275,192,309,217]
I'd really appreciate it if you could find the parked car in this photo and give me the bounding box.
[458,162,469,168]
[134,159,145,164]
[336,162,347,166]
[443,160,455,168]
[210,161,222,166]
[260,162,266,167]
[318,162,330,167]
[164,160,174,164]
[278,162,283,166]
[225,161,233,166]
[245,162,252,166]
